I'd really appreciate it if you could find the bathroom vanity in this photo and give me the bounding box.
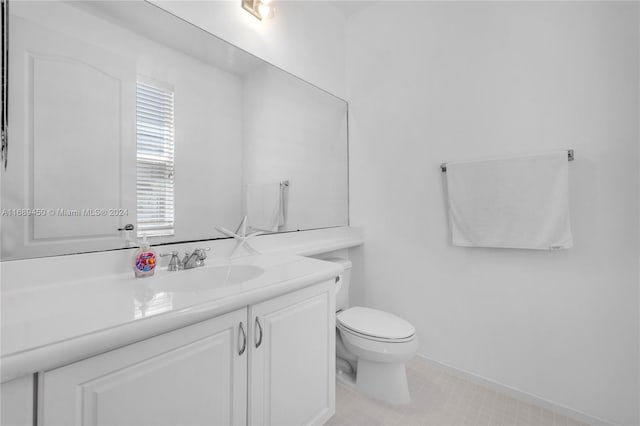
[0,254,343,426]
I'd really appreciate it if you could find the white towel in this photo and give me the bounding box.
[246,182,285,232]
[446,151,573,250]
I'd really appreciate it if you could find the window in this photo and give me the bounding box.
[136,80,175,237]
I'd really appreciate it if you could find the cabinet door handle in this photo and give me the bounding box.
[238,322,247,356]
[254,316,263,348]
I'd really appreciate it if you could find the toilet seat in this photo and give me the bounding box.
[338,324,415,343]
[337,307,415,343]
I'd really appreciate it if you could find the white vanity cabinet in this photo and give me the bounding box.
[38,280,335,426]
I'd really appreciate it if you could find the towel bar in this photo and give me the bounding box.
[440,149,574,173]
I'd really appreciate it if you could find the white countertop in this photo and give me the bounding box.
[1,254,343,382]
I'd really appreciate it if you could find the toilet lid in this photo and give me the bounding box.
[337,307,415,341]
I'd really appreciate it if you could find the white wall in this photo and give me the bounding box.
[346,2,639,425]
[150,0,347,99]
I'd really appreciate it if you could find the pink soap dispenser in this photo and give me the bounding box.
[132,235,157,278]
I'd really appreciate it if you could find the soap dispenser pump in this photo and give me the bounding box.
[132,234,157,278]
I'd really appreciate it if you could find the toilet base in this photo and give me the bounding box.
[355,359,411,405]
[336,356,354,375]
[336,366,356,387]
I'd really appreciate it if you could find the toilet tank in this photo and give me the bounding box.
[323,258,352,312]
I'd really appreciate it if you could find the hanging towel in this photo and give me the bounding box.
[446,151,573,250]
[246,182,286,232]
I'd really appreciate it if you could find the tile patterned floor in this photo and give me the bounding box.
[327,357,590,426]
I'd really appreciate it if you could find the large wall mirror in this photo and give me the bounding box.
[1,0,349,260]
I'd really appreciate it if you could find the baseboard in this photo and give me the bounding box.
[414,354,617,426]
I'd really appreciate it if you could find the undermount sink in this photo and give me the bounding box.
[153,264,265,292]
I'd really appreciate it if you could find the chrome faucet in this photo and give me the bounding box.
[182,247,210,269]
[161,248,210,271]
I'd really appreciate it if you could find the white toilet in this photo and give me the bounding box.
[326,258,418,405]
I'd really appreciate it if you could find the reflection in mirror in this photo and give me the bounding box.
[1,1,348,260]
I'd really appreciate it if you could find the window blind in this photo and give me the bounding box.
[136,81,175,237]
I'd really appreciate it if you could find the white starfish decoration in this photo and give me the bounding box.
[216,216,263,258]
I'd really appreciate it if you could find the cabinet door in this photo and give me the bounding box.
[249,281,335,426]
[40,309,248,426]
[1,376,34,426]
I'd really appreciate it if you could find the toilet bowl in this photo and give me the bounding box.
[324,258,418,405]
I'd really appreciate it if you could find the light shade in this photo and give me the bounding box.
[242,0,274,20]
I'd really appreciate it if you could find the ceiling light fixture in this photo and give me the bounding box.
[242,0,275,20]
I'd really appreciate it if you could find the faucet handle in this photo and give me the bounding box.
[195,247,211,260]
[193,247,211,267]
[159,251,180,271]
